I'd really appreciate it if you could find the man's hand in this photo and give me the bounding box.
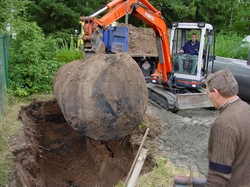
[180,49,184,54]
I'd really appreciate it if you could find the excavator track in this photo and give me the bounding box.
[147,83,178,112]
[147,83,213,112]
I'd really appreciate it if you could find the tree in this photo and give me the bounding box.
[232,0,250,35]
[0,0,30,34]
[27,0,79,39]
[154,0,196,23]
[7,15,63,96]
[26,0,110,40]
[149,0,244,34]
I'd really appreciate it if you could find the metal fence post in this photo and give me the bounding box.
[0,35,9,120]
[2,35,8,87]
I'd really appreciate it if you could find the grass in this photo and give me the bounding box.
[0,121,16,184]
[116,157,199,187]
[0,94,22,186]
[136,157,192,187]
[55,35,83,63]
[0,93,53,186]
[139,122,150,130]
[215,33,250,60]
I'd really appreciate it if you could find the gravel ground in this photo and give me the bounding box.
[146,103,219,176]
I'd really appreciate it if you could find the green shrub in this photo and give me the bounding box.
[55,35,83,63]
[8,20,82,97]
[8,21,61,96]
[215,33,249,60]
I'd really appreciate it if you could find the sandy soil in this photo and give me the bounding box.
[126,24,157,56]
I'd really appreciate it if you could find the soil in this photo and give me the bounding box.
[118,23,157,56]
[11,24,219,186]
[12,98,218,187]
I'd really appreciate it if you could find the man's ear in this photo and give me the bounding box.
[213,88,220,98]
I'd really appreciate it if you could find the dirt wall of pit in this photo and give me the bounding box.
[13,98,153,187]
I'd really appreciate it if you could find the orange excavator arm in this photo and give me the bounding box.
[80,0,172,83]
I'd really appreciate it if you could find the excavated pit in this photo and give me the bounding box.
[14,98,152,187]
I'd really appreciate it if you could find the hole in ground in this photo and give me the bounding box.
[13,98,152,187]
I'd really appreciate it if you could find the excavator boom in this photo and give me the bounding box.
[81,0,172,83]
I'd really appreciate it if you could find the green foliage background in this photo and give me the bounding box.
[7,19,82,97]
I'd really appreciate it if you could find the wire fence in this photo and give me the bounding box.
[0,35,9,120]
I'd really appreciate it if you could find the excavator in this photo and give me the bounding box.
[80,0,216,112]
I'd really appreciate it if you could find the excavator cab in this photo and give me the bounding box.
[170,22,215,89]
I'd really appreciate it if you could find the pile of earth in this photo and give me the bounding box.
[10,23,219,186]
[118,23,157,55]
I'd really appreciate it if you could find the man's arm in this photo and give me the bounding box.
[206,122,237,187]
[180,41,189,53]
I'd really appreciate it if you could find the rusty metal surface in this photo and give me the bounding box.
[173,176,206,187]
[53,53,148,141]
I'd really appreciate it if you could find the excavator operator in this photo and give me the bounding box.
[178,33,200,75]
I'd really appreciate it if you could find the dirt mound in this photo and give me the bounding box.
[118,23,157,56]
[13,98,155,187]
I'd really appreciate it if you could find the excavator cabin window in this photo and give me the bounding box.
[172,29,202,75]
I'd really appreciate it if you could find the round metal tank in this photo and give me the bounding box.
[53,53,148,141]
